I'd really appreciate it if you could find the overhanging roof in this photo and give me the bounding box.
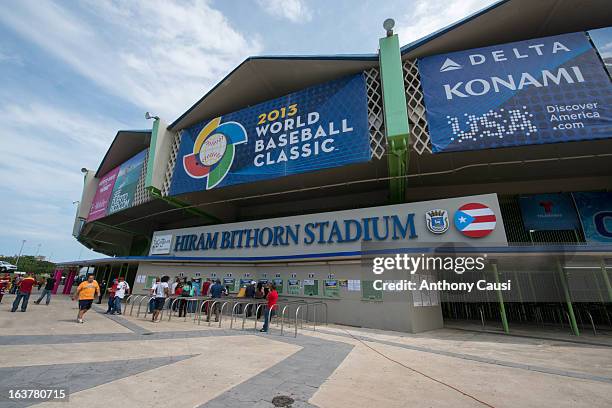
[168,0,611,132]
[400,0,612,59]
[95,130,151,177]
[169,55,378,131]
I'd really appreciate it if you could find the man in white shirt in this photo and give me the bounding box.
[113,276,130,315]
[150,276,170,322]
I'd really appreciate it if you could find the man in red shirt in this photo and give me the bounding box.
[260,282,278,333]
[11,272,37,312]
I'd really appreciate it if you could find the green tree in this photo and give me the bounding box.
[0,255,55,275]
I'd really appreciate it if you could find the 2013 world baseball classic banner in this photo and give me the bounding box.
[169,74,371,195]
[418,31,612,153]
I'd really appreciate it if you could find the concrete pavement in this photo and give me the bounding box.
[0,293,610,408]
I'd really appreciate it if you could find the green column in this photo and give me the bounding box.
[378,30,410,204]
[556,260,580,336]
[601,259,612,303]
[491,263,509,333]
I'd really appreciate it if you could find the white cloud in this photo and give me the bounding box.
[0,0,263,121]
[256,0,312,23]
[0,101,126,260]
[0,49,23,65]
[396,0,496,44]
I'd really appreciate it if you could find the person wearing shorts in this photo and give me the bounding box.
[150,276,169,322]
[73,274,100,323]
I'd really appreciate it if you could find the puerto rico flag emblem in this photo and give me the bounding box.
[454,203,496,238]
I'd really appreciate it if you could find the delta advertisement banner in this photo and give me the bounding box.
[518,193,579,231]
[573,192,612,243]
[169,74,371,196]
[87,149,147,221]
[418,32,612,153]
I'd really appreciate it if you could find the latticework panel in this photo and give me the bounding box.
[364,68,386,160]
[133,149,152,206]
[403,59,432,155]
[161,129,182,196]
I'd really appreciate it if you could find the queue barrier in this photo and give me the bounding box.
[125,294,328,338]
[136,296,154,317]
[230,300,253,329]
[280,301,308,336]
[294,301,328,338]
[241,301,267,330]
[158,297,175,321]
[128,295,144,316]
[198,299,214,325]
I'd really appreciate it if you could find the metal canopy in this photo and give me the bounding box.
[168,0,612,133]
[95,130,151,177]
[401,0,612,59]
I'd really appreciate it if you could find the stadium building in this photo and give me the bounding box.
[58,0,612,335]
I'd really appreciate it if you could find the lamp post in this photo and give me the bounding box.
[15,239,26,269]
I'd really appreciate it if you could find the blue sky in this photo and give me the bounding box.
[0,0,496,262]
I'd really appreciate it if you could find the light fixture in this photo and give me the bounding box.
[81,168,88,174]
[383,18,395,37]
[145,111,160,120]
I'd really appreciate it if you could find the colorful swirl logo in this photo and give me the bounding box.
[182,117,247,189]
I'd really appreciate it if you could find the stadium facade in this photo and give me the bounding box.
[58,0,612,334]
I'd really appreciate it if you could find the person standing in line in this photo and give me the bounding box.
[72,274,100,323]
[260,282,278,333]
[11,272,37,312]
[254,282,265,319]
[105,278,118,314]
[97,280,107,304]
[206,279,224,322]
[178,279,193,318]
[201,278,211,297]
[34,276,56,305]
[150,276,170,322]
[113,276,130,315]
[245,280,256,317]
[171,277,180,295]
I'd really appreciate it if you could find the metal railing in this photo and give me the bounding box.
[136,296,154,317]
[294,301,328,337]
[128,295,144,316]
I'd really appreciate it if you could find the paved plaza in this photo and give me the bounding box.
[0,294,611,408]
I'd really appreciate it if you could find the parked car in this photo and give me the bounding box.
[0,261,17,272]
